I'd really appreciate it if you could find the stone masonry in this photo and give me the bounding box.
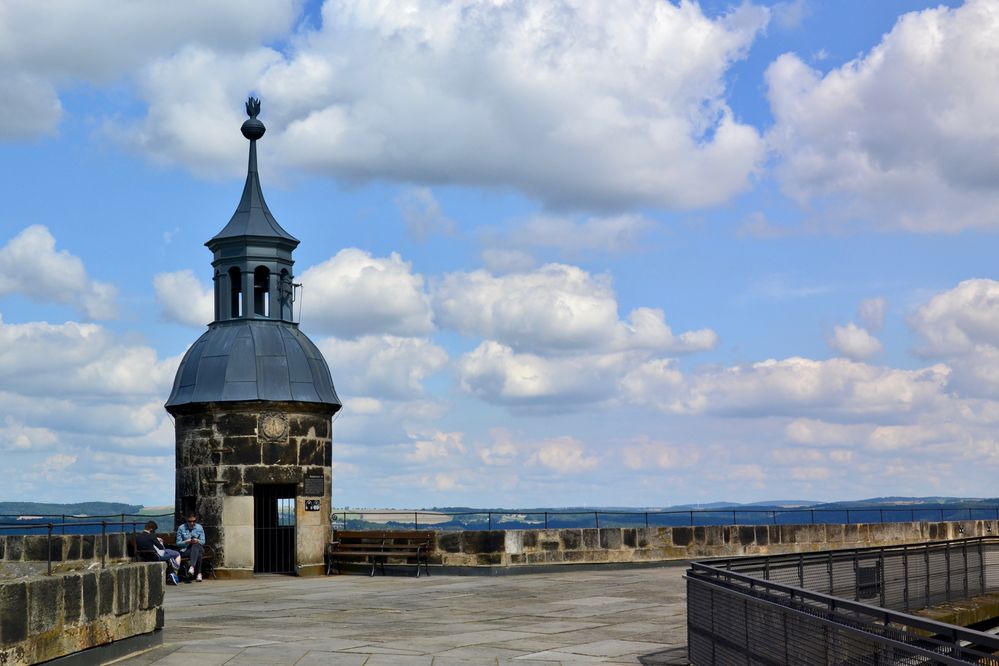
[173,401,332,577]
[0,562,163,665]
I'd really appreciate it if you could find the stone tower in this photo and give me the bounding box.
[165,97,341,578]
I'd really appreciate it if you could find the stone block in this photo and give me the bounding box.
[147,565,163,609]
[582,529,599,549]
[324,442,333,466]
[504,531,524,555]
[564,550,586,562]
[825,524,844,544]
[263,441,298,465]
[243,465,301,485]
[755,526,769,546]
[541,540,559,551]
[703,526,723,547]
[298,439,325,466]
[635,528,651,548]
[116,566,137,616]
[462,530,505,554]
[23,536,49,562]
[65,535,81,561]
[437,532,461,553]
[62,573,82,625]
[0,581,27,645]
[476,553,502,566]
[844,524,859,543]
[0,537,5,560]
[226,436,261,466]
[599,529,623,550]
[221,466,248,495]
[108,534,124,559]
[738,526,755,546]
[623,528,637,548]
[223,495,254,527]
[779,524,800,544]
[510,553,525,564]
[768,525,781,545]
[98,570,114,616]
[693,526,705,544]
[218,412,258,436]
[79,535,94,562]
[82,572,98,622]
[28,576,61,633]
[672,527,693,547]
[522,531,538,549]
[560,530,582,550]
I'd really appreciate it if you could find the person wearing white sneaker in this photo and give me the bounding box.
[176,513,207,583]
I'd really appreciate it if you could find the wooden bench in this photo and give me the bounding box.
[327,530,432,577]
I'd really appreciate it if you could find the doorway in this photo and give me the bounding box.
[253,484,296,574]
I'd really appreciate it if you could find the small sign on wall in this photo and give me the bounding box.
[303,474,324,497]
[304,499,321,512]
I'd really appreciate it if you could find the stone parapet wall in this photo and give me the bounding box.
[0,562,163,665]
[0,533,129,576]
[424,520,995,567]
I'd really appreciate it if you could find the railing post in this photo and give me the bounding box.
[594,512,599,529]
[846,509,851,524]
[61,514,66,536]
[46,523,53,576]
[645,512,649,529]
[689,511,694,527]
[810,509,815,524]
[945,545,952,601]
[772,510,776,525]
[101,521,107,568]
[853,550,859,601]
[925,547,931,607]
[902,545,909,611]
[879,548,886,608]
[879,509,884,523]
[544,511,548,529]
[415,512,418,530]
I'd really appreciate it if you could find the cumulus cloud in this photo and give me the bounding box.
[0,226,116,319]
[300,248,434,338]
[621,438,699,470]
[0,0,298,139]
[828,323,882,360]
[396,188,455,242]
[858,297,887,331]
[406,430,466,463]
[910,280,999,357]
[534,436,599,474]
[318,335,447,400]
[624,356,950,420]
[767,0,999,231]
[117,0,768,209]
[0,417,58,451]
[153,270,214,327]
[435,263,716,354]
[484,214,654,257]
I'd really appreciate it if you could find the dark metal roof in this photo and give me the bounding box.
[209,100,298,246]
[165,320,340,412]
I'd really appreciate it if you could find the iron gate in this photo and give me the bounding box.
[254,483,296,574]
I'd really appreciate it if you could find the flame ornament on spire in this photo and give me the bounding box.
[245,96,261,118]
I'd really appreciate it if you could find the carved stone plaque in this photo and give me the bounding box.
[259,413,289,442]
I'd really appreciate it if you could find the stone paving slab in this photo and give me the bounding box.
[119,565,690,665]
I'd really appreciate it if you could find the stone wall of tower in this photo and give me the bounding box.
[172,401,333,577]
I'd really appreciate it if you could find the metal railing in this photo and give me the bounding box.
[686,537,999,664]
[0,512,174,535]
[0,519,154,576]
[331,505,999,531]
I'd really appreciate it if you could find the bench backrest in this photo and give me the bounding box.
[334,530,433,546]
[380,531,432,545]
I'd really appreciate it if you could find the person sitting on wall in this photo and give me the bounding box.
[136,521,182,583]
[176,513,206,582]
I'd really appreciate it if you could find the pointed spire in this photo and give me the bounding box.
[209,97,298,244]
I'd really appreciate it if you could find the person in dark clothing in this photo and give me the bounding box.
[136,521,182,572]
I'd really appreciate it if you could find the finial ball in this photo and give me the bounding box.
[241,96,265,140]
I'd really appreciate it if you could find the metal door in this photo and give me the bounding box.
[253,484,296,574]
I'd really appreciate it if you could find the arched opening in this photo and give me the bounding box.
[228,267,242,317]
[254,266,270,317]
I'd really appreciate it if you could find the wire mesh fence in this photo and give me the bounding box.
[687,537,999,665]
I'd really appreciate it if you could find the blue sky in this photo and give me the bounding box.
[2,0,998,508]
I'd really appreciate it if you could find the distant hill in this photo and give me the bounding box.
[0,501,143,517]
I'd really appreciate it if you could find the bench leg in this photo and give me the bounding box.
[369,557,376,577]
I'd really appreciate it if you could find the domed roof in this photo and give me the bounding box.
[165,320,340,412]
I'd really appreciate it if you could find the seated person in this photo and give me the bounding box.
[176,513,206,582]
[135,521,181,571]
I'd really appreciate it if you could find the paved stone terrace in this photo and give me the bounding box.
[119,565,690,665]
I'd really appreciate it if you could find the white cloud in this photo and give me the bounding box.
[858,297,887,331]
[0,0,299,139]
[0,417,58,451]
[0,225,117,319]
[396,188,455,242]
[300,248,434,338]
[153,270,214,327]
[828,323,882,360]
[435,263,716,354]
[486,214,654,257]
[622,438,699,470]
[480,248,536,274]
[910,280,999,356]
[318,335,447,401]
[784,418,863,447]
[118,0,768,209]
[534,436,598,474]
[767,0,999,231]
[625,356,950,420]
[406,430,466,463]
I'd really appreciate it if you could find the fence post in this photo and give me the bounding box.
[732,511,737,525]
[544,511,548,529]
[595,512,599,529]
[415,512,418,530]
[902,545,909,611]
[645,512,649,529]
[846,509,851,524]
[690,512,694,527]
[61,514,66,536]
[879,509,884,523]
[101,521,107,568]
[46,523,53,576]
[810,509,815,524]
